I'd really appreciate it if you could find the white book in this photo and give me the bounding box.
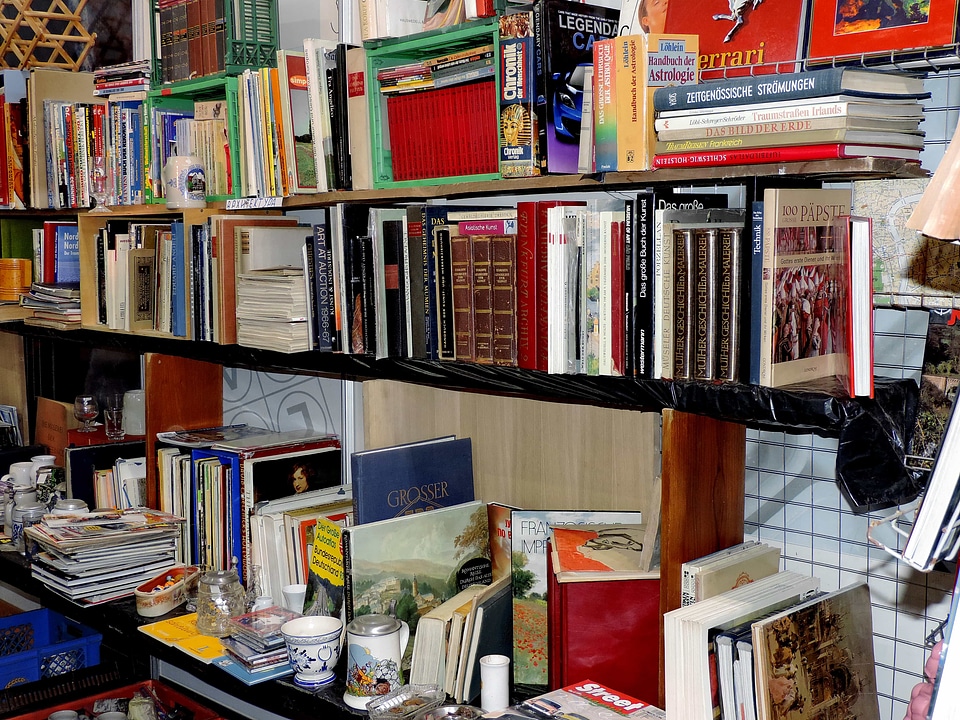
[302,37,338,192]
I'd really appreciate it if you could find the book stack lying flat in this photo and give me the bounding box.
[214,605,298,684]
[651,67,929,169]
[26,509,184,605]
[236,268,311,353]
[20,281,81,330]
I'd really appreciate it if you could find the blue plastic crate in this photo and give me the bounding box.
[0,609,102,689]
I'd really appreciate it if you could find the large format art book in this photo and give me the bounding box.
[659,0,808,80]
[758,187,854,389]
[807,0,960,66]
[341,500,492,656]
[752,582,879,720]
[350,435,474,524]
[533,0,618,174]
[510,508,642,686]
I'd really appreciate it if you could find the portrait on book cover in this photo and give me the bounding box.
[807,0,960,63]
[248,448,342,504]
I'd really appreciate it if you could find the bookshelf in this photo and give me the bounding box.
[0,14,945,715]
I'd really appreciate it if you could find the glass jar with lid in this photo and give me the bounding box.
[196,568,246,637]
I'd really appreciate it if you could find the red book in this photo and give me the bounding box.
[652,143,921,169]
[546,537,660,704]
[516,201,538,370]
[807,0,959,65]
[661,0,807,79]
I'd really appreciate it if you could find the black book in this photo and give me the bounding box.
[312,218,338,353]
[433,227,455,361]
[333,43,353,190]
[382,218,407,358]
[405,203,428,358]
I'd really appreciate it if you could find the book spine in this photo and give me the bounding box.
[716,227,742,383]
[747,201,764,385]
[680,562,697,607]
[359,234,376,356]
[383,219,406,358]
[692,227,717,381]
[656,126,911,154]
[615,35,644,172]
[451,233,474,362]
[592,38,617,172]
[759,190,776,387]
[655,114,895,140]
[653,99,898,127]
[623,198,635,377]
[652,67,849,112]
[673,228,693,380]
[405,204,428,358]
[532,0,547,173]
[498,16,538,178]
[516,201,537,369]
[653,143,848,168]
[303,234,319,349]
[434,227,455,361]
[657,211,673,380]
[342,527,355,623]
[472,234,493,364]
[492,233,517,366]
[96,228,107,325]
[610,216,625,376]
[634,192,653,379]
[313,223,335,353]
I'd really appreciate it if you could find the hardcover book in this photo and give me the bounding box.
[350,436,474,524]
[510,508,642,686]
[807,0,960,66]
[660,0,808,80]
[277,50,317,193]
[498,10,539,178]
[341,500,492,658]
[758,187,854,389]
[752,582,879,720]
[547,537,660,705]
[533,0,618,174]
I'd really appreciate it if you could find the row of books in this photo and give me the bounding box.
[665,571,878,720]
[156,0,227,84]
[649,67,928,169]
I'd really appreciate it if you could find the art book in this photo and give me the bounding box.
[547,531,660,703]
[498,10,539,178]
[807,0,960,66]
[533,0,618,174]
[659,0,808,80]
[912,309,960,462]
[752,582,879,720]
[350,435,474,524]
[758,187,854,389]
[341,500,492,661]
[510,508,642,686]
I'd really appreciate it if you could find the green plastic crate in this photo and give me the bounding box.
[366,18,501,189]
[152,0,278,86]
[144,75,242,203]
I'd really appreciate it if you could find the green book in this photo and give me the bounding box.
[0,216,42,258]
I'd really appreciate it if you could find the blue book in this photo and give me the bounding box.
[350,436,474,524]
[212,655,293,685]
[191,447,244,582]
[54,223,80,283]
[170,220,186,337]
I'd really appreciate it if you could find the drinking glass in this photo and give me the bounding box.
[88,157,112,213]
[73,394,98,433]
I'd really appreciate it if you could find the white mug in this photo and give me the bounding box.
[162,154,206,208]
[29,455,56,484]
[343,614,409,709]
[5,461,33,487]
[282,583,307,613]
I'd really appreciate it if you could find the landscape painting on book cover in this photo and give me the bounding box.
[912,308,960,462]
[807,0,960,62]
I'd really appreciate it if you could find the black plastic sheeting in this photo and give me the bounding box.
[378,361,922,514]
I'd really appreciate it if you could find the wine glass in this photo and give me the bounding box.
[88,157,112,213]
[73,394,99,433]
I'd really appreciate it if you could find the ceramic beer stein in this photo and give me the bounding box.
[343,614,410,710]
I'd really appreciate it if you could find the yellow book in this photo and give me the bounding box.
[615,33,698,171]
[138,612,225,664]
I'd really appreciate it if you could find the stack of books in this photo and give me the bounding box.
[92,59,151,97]
[215,605,298,684]
[26,509,184,605]
[377,43,494,94]
[651,67,929,168]
[236,268,311,353]
[20,281,81,330]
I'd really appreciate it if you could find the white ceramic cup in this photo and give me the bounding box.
[5,461,34,487]
[29,454,56,483]
[162,154,206,209]
[479,654,511,712]
[281,615,343,688]
[282,583,307,613]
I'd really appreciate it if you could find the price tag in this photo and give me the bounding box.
[225,196,284,210]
